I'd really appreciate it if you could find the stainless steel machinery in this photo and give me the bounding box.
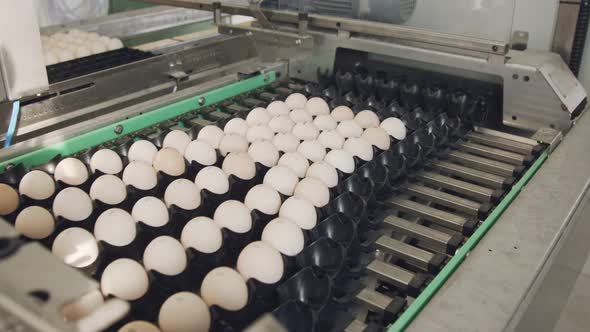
[0,1,589,331]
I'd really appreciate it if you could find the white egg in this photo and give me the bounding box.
[313,114,338,131]
[0,184,18,216]
[54,158,89,186]
[200,267,248,311]
[272,133,300,152]
[55,48,75,62]
[15,206,55,239]
[85,32,101,40]
[294,177,330,207]
[53,187,93,221]
[89,175,127,205]
[44,51,58,65]
[380,117,407,140]
[194,166,229,194]
[306,161,339,188]
[144,236,187,276]
[19,170,55,200]
[355,110,381,128]
[222,152,256,180]
[118,321,161,332]
[248,140,279,167]
[94,208,136,247]
[197,125,224,149]
[52,228,99,268]
[74,45,92,58]
[278,152,309,178]
[325,149,355,173]
[331,106,355,121]
[158,292,210,332]
[213,200,252,233]
[305,97,330,116]
[246,107,271,126]
[62,290,104,321]
[237,241,283,284]
[362,127,391,150]
[122,162,157,190]
[106,38,124,50]
[164,179,201,210]
[285,93,308,110]
[89,41,107,54]
[90,149,123,175]
[267,101,290,117]
[51,32,68,41]
[127,140,158,165]
[184,139,217,166]
[246,125,274,143]
[344,137,374,161]
[292,122,320,141]
[101,258,148,301]
[268,115,295,133]
[223,118,248,136]
[244,184,281,215]
[181,217,222,254]
[153,148,186,176]
[263,166,299,196]
[297,140,326,162]
[219,134,249,156]
[163,130,191,154]
[318,130,345,150]
[279,196,317,230]
[132,197,169,227]
[337,120,363,138]
[262,218,305,256]
[289,108,313,123]
[67,29,84,36]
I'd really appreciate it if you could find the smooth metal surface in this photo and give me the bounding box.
[456,142,527,165]
[367,260,416,290]
[344,320,367,332]
[355,288,394,313]
[375,235,437,271]
[388,198,470,232]
[464,132,535,156]
[406,183,482,216]
[218,24,314,48]
[428,160,508,189]
[382,215,459,252]
[551,2,580,64]
[447,151,518,177]
[416,171,497,203]
[473,126,540,147]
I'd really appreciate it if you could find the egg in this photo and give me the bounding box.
[325,149,355,173]
[74,45,92,58]
[213,200,252,233]
[277,152,309,178]
[197,125,224,149]
[267,101,290,117]
[272,133,300,152]
[294,177,330,207]
[268,115,295,133]
[279,196,317,230]
[143,236,187,276]
[94,209,136,247]
[158,292,210,332]
[306,161,339,188]
[246,107,271,126]
[15,206,55,239]
[194,166,229,194]
[318,130,345,150]
[55,48,75,62]
[313,114,338,131]
[201,267,248,311]
[44,51,58,65]
[122,162,157,190]
[162,130,191,154]
[106,38,124,50]
[54,158,89,186]
[297,140,326,162]
[181,217,222,254]
[219,134,249,156]
[53,187,93,221]
[153,148,186,176]
[237,241,283,284]
[101,258,149,301]
[90,149,123,175]
[85,32,101,40]
[90,41,107,54]
[361,127,391,150]
[244,184,281,215]
[305,97,330,116]
[127,140,158,165]
[118,321,161,332]
[355,110,381,128]
[285,93,308,110]
[221,152,256,180]
[164,179,201,210]
[344,137,374,161]
[262,218,304,256]
[292,122,320,141]
[52,227,99,268]
[89,175,127,205]
[336,120,363,138]
[62,290,104,321]
[132,197,169,227]
[0,184,19,216]
[184,139,217,166]
[223,118,248,136]
[331,106,355,121]
[51,32,68,41]
[248,140,279,167]
[289,108,313,123]
[263,166,299,196]
[380,117,407,140]
[246,125,274,143]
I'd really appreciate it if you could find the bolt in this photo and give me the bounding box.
[246,31,253,36]
[561,104,568,112]
[114,125,124,135]
[295,39,302,45]
[492,45,498,52]
[198,97,206,106]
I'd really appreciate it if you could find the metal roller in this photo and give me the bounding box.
[406,183,489,217]
[381,215,463,254]
[415,171,502,203]
[374,235,446,273]
[446,151,524,178]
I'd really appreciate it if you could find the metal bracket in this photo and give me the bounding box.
[511,31,529,51]
[248,0,275,29]
[532,127,563,153]
[218,24,313,49]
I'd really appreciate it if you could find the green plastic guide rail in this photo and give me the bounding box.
[0,72,276,172]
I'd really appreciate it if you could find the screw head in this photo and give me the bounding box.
[492,45,499,52]
[114,125,124,135]
[198,97,206,106]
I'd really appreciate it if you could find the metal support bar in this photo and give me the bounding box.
[455,142,529,165]
[447,151,523,178]
[406,183,487,217]
[354,288,405,318]
[388,198,476,234]
[415,171,501,203]
[366,260,424,294]
[464,132,536,156]
[427,160,511,189]
[344,320,367,332]
[374,235,445,273]
[381,215,463,254]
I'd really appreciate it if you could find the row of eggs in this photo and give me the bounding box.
[41,29,124,65]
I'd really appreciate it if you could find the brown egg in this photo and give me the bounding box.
[0,184,19,216]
